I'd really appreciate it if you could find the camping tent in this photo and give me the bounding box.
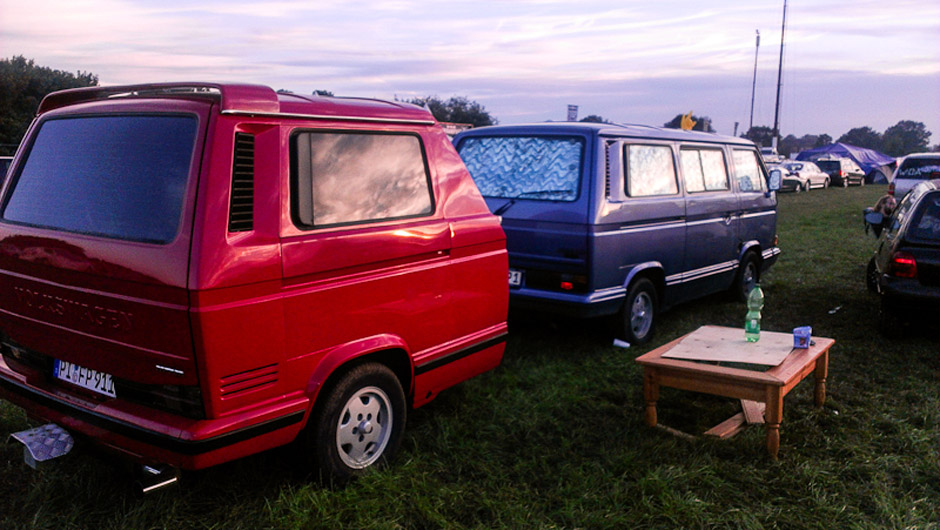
[795,142,896,183]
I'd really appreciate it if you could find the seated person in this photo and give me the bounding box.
[865,194,897,237]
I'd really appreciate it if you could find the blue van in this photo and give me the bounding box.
[454,122,781,344]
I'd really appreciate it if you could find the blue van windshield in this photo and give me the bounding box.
[458,136,583,201]
[2,115,196,244]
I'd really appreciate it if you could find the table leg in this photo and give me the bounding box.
[814,350,829,408]
[643,369,659,427]
[764,386,784,459]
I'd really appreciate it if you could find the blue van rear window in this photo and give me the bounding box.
[2,115,196,244]
[458,136,582,201]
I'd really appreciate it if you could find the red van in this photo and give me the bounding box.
[0,83,507,486]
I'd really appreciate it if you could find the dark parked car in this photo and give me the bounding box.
[866,180,940,332]
[817,156,865,187]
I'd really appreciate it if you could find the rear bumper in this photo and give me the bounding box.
[880,277,940,310]
[508,286,625,318]
[0,358,307,469]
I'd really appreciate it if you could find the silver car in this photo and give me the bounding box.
[780,161,829,191]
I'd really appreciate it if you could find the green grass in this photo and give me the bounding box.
[3,185,939,529]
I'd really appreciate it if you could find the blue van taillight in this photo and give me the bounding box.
[525,270,589,293]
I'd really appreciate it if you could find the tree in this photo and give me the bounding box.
[0,56,98,154]
[663,113,714,133]
[882,120,932,157]
[406,96,497,127]
[778,133,833,158]
[579,115,607,123]
[837,127,882,151]
[815,134,832,148]
[778,134,800,158]
[743,126,774,147]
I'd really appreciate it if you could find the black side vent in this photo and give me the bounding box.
[228,133,255,232]
[604,140,612,198]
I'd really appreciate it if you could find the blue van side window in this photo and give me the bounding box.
[681,149,729,192]
[458,136,582,201]
[627,145,678,197]
[733,149,766,192]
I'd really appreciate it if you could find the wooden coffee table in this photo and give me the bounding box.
[635,326,834,458]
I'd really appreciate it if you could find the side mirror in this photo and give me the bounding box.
[768,169,782,192]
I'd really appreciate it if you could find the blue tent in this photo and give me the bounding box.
[795,142,897,183]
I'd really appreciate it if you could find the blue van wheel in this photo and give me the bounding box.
[619,278,657,345]
[733,251,760,302]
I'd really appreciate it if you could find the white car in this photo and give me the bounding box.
[780,161,830,191]
[890,153,940,198]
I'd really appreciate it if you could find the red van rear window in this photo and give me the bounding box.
[2,115,197,244]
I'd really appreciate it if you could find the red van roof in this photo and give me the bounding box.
[37,82,436,125]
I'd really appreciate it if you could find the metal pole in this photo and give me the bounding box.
[749,30,760,133]
[772,0,787,150]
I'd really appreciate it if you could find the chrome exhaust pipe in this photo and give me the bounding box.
[136,464,180,495]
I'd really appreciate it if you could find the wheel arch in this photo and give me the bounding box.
[623,261,666,304]
[304,335,414,420]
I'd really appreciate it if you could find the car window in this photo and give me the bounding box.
[457,135,582,201]
[897,158,940,180]
[908,193,940,242]
[732,149,766,192]
[680,148,728,193]
[292,131,434,228]
[626,144,678,197]
[2,115,196,244]
[886,188,923,237]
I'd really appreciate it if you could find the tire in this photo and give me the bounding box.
[617,277,657,345]
[803,182,810,192]
[793,183,801,193]
[859,177,865,187]
[733,251,760,302]
[841,178,848,188]
[824,178,830,189]
[305,362,406,483]
[866,256,879,293]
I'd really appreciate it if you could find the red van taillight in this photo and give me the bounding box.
[888,182,895,196]
[887,251,917,278]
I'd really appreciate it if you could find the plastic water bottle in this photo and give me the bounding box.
[745,284,764,342]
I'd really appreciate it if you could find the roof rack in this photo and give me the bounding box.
[36,82,280,116]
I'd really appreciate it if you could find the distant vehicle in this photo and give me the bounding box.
[760,146,783,164]
[778,160,829,191]
[0,156,11,177]
[865,180,940,333]
[816,156,865,187]
[889,153,940,199]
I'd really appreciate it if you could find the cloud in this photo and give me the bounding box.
[1,0,937,137]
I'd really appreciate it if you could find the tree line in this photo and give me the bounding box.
[0,56,934,159]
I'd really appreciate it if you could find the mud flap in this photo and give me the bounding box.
[9,423,74,469]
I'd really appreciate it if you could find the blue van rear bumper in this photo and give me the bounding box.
[509,286,626,318]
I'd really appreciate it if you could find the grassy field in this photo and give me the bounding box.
[2,185,938,529]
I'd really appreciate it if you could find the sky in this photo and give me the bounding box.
[2,0,938,143]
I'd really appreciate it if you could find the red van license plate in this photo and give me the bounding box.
[53,359,117,398]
